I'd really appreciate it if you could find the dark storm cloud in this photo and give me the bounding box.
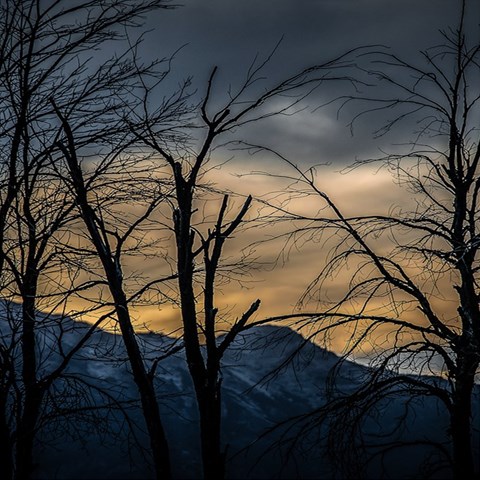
[111,0,480,331]
[141,0,477,166]
[149,0,461,76]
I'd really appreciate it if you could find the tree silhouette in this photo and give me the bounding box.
[261,2,479,478]
[0,1,173,479]
[126,49,360,478]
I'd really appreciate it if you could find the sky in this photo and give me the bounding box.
[72,1,479,352]
[140,0,470,166]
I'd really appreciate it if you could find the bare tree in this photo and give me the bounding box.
[0,1,174,479]
[0,1,369,479]
[126,49,361,478]
[53,103,178,479]
[260,2,480,478]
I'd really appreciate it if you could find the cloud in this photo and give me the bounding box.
[109,164,408,336]
[55,1,476,357]
[144,0,464,83]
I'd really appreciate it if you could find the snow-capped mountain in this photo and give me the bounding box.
[0,301,463,479]
[34,322,346,479]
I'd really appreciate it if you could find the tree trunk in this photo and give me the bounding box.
[58,131,172,479]
[0,398,13,480]
[15,279,42,480]
[14,387,43,480]
[113,292,171,480]
[173,186,225,478]
[173,176,237,479]
[198,382,224,479]
[450,353,478,480]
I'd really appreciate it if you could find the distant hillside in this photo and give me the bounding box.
[0,302,463,478]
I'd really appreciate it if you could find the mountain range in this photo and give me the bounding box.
[0,301,467,478]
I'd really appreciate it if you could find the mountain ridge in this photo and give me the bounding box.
[0,300,459,478]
